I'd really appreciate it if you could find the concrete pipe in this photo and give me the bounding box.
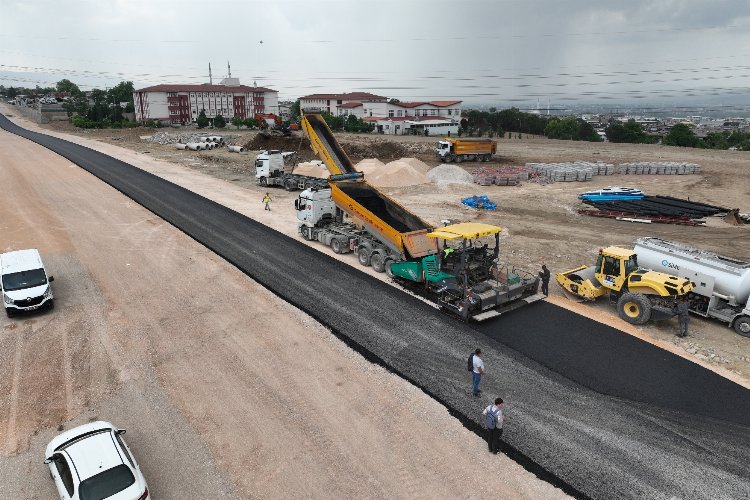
[199,136,210,143]
[176,143,187,150]
[186,142,202,151]
[227,145,244,153]
[200,142,212,150]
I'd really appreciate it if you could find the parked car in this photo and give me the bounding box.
[44,421,150,500]
[1,248,54,317]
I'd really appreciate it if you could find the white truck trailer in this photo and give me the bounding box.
[255,150,328,191]
[634,237,750,337]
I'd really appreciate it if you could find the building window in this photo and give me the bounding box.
[397,110,403,117]
[388,109,394,117]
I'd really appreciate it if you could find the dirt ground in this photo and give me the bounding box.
[0,106,568,498]
[18,111,749,385]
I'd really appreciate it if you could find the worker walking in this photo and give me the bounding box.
[470,349,484,397]
[262,192,272,211]
[674,296,690,337]
[540,264,551,297]
[482,397,504,454]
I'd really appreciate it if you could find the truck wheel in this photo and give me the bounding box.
[445,155,453,163]
[300,226,312,241]
[370,253,386,273]
[455,156,462,164]
[357,247,371,266]
[617,293,652,325]
[284,179,296,191]
[734,316,750,337]
[384,258,396,278]
[259,177,267,186]
[330,238,343,254]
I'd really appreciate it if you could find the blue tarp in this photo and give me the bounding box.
[461,195,497,210]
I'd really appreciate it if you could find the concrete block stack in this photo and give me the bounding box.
[525,161,615,182]
[618,162,701,175]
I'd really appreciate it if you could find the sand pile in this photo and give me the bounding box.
[427,164,474,186]
[400,157,432,174]
[293,160,328,178]
[355,158,386,176]
[366,158,431,188]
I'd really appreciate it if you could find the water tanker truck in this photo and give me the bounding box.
[634,237,750,337]
[435,138,496,163]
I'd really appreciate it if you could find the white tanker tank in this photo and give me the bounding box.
[634,237,750,337]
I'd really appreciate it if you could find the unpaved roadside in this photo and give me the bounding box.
[0,118,567,498]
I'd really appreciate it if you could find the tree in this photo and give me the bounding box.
[231,116,244,129]
[388,98,401,104]
[289,99,301,121]
[196,109,209,128]
[63,95,88,119]
[107,81,134,107]
[545,117,601,142]
[214,114,226,128]
[243,117,258,128]
[663,123,699,148]
[56,79,82,96]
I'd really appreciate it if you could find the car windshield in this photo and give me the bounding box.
[2,268,47,291]
[79,464,135,500]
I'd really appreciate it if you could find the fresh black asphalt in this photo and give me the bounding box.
[2,114,748,500]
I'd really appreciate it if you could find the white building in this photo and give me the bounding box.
[134,78,278,125]
[299,91,462,135]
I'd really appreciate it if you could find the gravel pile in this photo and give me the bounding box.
[427,164,474,186]
[618,161,701,174]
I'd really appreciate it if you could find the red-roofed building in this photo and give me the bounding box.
[299,92,386,115]
[134,78,278,125]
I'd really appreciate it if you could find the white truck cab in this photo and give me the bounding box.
[295,188,336,228]
[255,150,294,185]
[435,140,451,159]
[1,249,54,317]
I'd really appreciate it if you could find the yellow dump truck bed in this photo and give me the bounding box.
[448,138,497,155]
[330,181,436,258]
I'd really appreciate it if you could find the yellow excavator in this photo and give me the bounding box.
[556,246,693,325]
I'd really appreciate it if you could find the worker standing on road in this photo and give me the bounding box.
[540,264,551,297]
[472,349,484,397]
[482,397,504,454]
[263,192,272,211]
[674,296,690,337]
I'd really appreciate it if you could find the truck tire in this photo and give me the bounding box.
[370,252,386,273]
[384,258,396,278]
[617,292,652,325]
[734,315,750,337]
[259,177,267,187]
[284,179,296,191]
[300,226,312,241]
[330,238,344,254]
[357,247,371,266]
[455,156,462,164]
[446,155,454,163]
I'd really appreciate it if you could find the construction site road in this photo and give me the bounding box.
[1,113,749,500]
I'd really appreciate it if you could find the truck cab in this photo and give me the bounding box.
[295,188,337,230]
[1,249,54,317]
[435,140,451,160]
[255,150,291,185]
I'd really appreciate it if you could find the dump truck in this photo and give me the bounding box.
[296,113,436,272]
[255,150,328,191]
[556,246,693,325]
[634,237,750,337]
[296,112,542,321]
[435,138,496,163]
[388,223,542,321]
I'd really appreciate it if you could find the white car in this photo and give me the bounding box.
[1,248,54,317]
[44,421,150,500]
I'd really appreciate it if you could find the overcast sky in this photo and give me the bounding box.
[2,0,750,108]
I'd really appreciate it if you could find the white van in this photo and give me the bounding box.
[0,249,54,317]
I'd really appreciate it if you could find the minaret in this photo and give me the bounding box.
[209,63,213,85]
[227,61,231,78]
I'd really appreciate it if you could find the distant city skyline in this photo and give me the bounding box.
[2,0,749,108]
